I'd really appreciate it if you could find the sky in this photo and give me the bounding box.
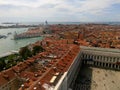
[0,0,120,22]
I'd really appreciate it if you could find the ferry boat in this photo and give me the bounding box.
[0,35,7,39]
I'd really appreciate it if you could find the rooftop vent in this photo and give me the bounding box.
[35,74,38,77]
[55,72,59,76]
[53,67,57,72]
[21,84,24,90]
[38,82,41,85]
[50,76,57,83]
[33,87,37,90]
[26,78,30,82]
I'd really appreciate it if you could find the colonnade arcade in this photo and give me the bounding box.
[81,51,120,70]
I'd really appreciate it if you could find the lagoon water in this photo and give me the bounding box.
[0,28,43,55]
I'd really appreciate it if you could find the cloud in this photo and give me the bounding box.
[0,0,120,22]
[39,3,57,9]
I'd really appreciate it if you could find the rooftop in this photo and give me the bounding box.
[0,38,80,90]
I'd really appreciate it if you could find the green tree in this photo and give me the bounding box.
[0,59,6,71]
[32,45,44,55]
[19,46,32,60]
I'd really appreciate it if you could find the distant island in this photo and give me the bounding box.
[2,22,19,24]
[0,24,39,29]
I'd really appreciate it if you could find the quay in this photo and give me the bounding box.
[13,27,43,39]
[14,21,51,39]
[0,50,19,58]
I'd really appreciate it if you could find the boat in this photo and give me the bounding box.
[0,35,7,39]
[7,32,12,35]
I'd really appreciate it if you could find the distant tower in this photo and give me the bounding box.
[44,20,51,34]
[45,20,48,25]
[78,27,85,40]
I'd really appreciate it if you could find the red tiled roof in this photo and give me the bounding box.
[0,68,16,86]
[0,38,80,90]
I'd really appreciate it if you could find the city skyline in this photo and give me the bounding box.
[0,0,120,22]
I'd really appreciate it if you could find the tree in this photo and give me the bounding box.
[0,59,6,71]
[32,45,44,55]
[19,46,32,60]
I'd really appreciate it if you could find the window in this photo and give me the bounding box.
[117,58,120,62]
[97,56,99,59]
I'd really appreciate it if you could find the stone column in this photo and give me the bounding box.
[108,57,110,62]
[116,65,119,70]
[91,61,94,65]
[104,63,106,67]
[114,64,116,69]
[98,62,100,67]
[111,64,113,68]
[108,63,110,68]
[94,61,96,66]
[111,58,113,63]
[86,54,88,59]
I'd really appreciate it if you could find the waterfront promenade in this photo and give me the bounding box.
[0,50,18,58]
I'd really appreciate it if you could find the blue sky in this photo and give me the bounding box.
[0,0,120,22]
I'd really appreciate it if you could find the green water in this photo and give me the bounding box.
[0,28,43,55]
